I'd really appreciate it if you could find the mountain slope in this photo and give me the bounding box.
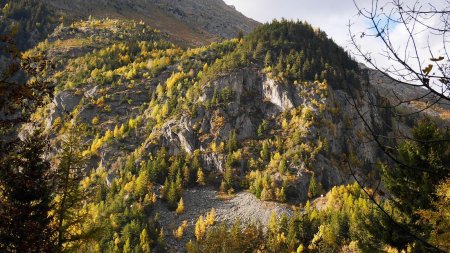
[31,18,381,205]
[12,0,257,47]
[0,0,258,50]
[23,17,449,252]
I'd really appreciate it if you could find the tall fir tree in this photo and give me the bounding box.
[381,118,450,250]
[52,126,89,252]
[383,119,450,217]
[0,130,53,252]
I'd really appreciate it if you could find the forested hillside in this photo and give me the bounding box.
[0,2,449,252]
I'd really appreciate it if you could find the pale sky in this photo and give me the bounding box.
[223,0,447,81]
[223,0,362,51]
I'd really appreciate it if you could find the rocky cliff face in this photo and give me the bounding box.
[44,60,384,203]
[149,67,387,201]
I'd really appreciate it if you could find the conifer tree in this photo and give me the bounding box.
[220,180,227,193]
[52,126,89,252]
[162,177,170,199]
[196,168,206,186]
[226,130,238,153]
[383,119,450,217]
[175,169,183,193]
[261,186,274,201]
[123,238,131,253]
[308,173,318,199]
[276,52,284,75]
[279,158,287,173]
[381,119,450,249]
[206,208,215,226]
[174,223,186,240]
[252,42,264,60]
[167,181,178,210]
[195,216,206,241]
[264,51,272,66]
[139,229,151,253]
[418,179,450,251]
[0,131,53,252]
[211,88,219,106]
[176,198,185,215]
[261,141,270,161]
[113,125,120,138]
[156,229,165,252]
[136,170,150,197]
[276,187,287,202]
[224,165,234,191]
[268,212,278,236]
[182,165,191,186]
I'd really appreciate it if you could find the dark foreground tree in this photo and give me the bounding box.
[0,22,54,252]
[348,1,449,252]
[382,119,450,218]
[376,119,449,251]
[0,130,53,252]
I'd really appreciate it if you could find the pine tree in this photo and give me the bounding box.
[211,88,219,106]
[261,186,274,201]
[175,169,183,194]
[226,130,238,153]
[123,238,131,253]
[220,180,228,193]
[182,165,191,186]
[206,208,215,226]
[418,179,450,251]
[268,212,278,235]
[136,170,150,197]
[253,42,264,60]
[261,141,270,162]
[52,126,89,252]
[0,131,53,252]
[224,165,234,191]
[276,187,287,202]
[276,52,284,75]
[119,124,126,136]
[381,119,450,249]
[383,119,450,217]
[196,168,206,186]
[167,181,178,210]
[176,198,184,215]
[162,177,170,199]
[279,158,287,173]
[308,173,317,199]
[174,222,187,240]
[265,51,273,66]
[113,125,120,138]
[139,229,151,253]
[257,124,264,137]
[195,216,206,241]
[302,59,311,80]
[156,229,165,252]
[2,3,10,16]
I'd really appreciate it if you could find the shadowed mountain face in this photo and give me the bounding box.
[43,0,259,46]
